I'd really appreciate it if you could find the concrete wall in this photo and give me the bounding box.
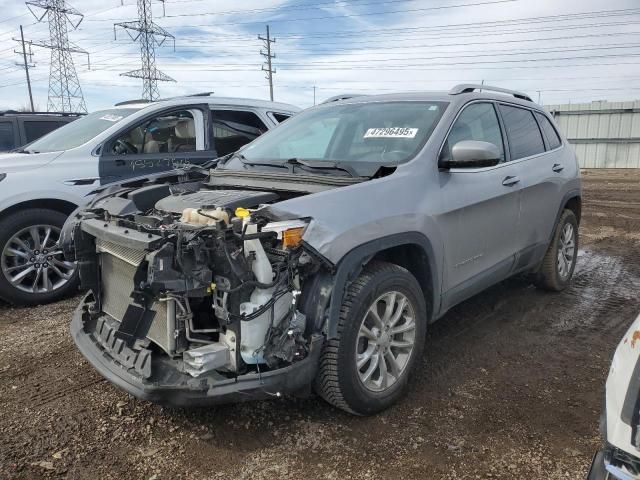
[546,100,640,168]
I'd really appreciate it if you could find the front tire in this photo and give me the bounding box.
[534,209,579,292]
[314,261,427,415]
[0,209,79,306]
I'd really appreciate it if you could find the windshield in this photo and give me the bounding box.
[26,108,141,153]
[240,101,448,166]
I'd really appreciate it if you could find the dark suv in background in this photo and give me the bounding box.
[0,111,81,152]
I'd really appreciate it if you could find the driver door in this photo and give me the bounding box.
[435,101,523,310]
[98,105,214,185]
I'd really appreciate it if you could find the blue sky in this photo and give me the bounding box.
[0,0,639,111]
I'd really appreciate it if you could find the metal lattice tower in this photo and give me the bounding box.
[115,0,175,101]
[26,0,88,113]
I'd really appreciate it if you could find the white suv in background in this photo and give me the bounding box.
[0,94,299,306]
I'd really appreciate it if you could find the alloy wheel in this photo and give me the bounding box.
[355,291,416,392]
[557,223,576,280]
[1,225,76,294]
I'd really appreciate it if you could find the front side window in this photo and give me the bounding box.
[0,121,15,150]
[110,109,204,155]
[241,101,448,166]
[439,102,505,164]
[534,112,562,150]
[27,108,140,153]
[499,105,545,160]
[23,120,67,143]
[212,110,267,156]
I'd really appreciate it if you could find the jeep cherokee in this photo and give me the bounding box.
[63,84,581,415]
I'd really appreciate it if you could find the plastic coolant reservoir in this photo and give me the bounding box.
[240,223,293,364]
[180,207,229,225]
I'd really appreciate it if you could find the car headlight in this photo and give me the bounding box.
[262,219,309,249]
[0,173,6,183]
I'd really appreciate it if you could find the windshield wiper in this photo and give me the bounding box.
[236,154,289,170]
[232,155,358,177]
[284,158,357,177]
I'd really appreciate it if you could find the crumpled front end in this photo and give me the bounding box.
[65,181,329,405]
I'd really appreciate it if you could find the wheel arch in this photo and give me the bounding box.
[564,194,582,225]
[301,232,440,340]
[547,190,581,245]
[0,199,79,223]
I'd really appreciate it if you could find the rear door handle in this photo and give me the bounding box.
[502,175,520,186]
[552,163,564,172]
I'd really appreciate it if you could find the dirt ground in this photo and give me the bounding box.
[1,168,639,480]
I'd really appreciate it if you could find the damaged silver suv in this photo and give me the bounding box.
[63,84,581,415]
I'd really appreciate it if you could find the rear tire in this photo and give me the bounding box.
[0,209,79,306]
[533,209,578,292]
[314,261,427,415]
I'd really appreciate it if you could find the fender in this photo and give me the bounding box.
[549,188,582,244]
[303,232,440,340]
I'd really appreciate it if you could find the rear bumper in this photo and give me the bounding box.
[71,294,323,407]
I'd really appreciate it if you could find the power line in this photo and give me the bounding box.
[258,25,275,101]
[263,8,640,38]
[71,11,640,47]
[86,0,520,23]
[125,58,640,72]
[87,43,640,69]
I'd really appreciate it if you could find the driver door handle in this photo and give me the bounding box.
[552,163,564,172]
[502,175,520,187]
[115,159,126,166]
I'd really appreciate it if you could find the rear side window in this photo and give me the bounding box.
[440,102,505,163]
[0,121,15,150]
[272,112,291,123]
[23,120,67,143]
[498,105,545,160]
[534,112,562,150]
[212,110,268,156]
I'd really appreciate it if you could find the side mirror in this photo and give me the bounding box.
[442,140,501,169]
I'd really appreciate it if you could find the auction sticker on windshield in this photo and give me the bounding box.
[364,127,418,138]
[100,114,124,122]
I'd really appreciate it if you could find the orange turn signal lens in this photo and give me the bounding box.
[282,227,305,249]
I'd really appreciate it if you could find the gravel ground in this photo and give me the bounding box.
[1,168,639,479]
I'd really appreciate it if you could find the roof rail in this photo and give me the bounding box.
[320,94,363,104]
[115,92,215,107]
[114,99,153,106]
[0,110,84,116]
[184,91,214,97]
[449,84,533,102]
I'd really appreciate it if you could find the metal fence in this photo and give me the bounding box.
[546,100,640,168]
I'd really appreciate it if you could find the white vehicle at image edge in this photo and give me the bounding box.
[589,312,640,480]
[0,94,299,306]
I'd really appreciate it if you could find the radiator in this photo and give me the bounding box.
[100,251,173,355]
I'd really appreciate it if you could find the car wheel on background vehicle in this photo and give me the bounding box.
[534,209,579,292]
[314,261,427,415]
[0,209,79,306]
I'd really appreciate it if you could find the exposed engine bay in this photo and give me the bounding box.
[66,175,331,390]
